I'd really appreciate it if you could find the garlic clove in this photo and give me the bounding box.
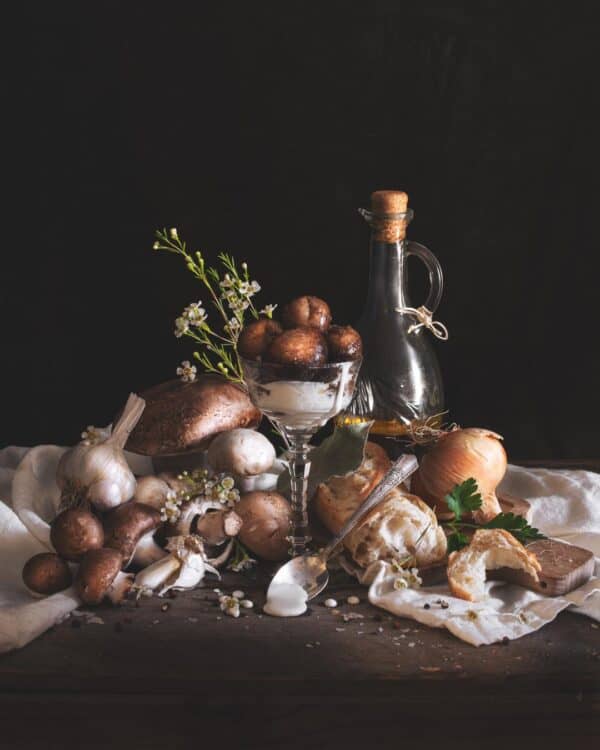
[135,555,181,591]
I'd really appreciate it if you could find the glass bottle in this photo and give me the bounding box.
[348,190,446,452]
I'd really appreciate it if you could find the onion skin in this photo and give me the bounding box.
[411,428,507,523]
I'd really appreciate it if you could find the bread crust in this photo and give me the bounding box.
[314,442,391,533]
[447,529,541,602]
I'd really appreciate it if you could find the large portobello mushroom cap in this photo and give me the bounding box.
[126,375,262,456]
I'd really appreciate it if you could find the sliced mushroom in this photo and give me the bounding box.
[75,548,133,605]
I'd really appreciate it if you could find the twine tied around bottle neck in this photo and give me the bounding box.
[395,305,449,340]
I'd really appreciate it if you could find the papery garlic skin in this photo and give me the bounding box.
[56,393,145,511]
[134,535,219,596]
[411,428,507,523]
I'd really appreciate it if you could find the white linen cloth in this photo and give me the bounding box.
[0,446,599,651]
[363,465,600,645]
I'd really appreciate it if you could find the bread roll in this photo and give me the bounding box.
[314,442,390,531]
[314,442,447,568]
[447,529,541,602]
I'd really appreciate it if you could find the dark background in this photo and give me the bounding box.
[5,1,599,458]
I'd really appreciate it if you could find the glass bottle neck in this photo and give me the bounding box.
[363,237,408,315]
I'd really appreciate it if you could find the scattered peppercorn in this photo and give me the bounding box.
[502,636,510,646]
[161,603,170,612]
[424,603,430,610]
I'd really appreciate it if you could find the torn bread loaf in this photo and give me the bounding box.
[314,443,447,568]
[447,529,541,602]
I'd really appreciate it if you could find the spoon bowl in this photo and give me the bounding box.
[270,553,330,600]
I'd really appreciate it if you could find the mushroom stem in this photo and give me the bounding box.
[106,571,134,604]
[208,537,234,569]
[132,532,168,568]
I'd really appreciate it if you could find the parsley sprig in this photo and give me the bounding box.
[443,478,545,552]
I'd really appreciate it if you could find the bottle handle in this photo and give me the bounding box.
[405,241,444,313]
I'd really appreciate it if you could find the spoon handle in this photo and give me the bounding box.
[320,454,419,560]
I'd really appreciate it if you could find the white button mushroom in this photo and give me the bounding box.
[207,429,276,478]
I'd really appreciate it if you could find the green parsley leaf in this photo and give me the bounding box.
[445,478,483,521]
[447,530,470,553]
[482,512,545,545]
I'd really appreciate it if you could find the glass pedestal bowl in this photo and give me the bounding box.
[241,357,362,556]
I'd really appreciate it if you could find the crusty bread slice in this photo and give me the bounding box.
[344,488,448,568]
[314,441,391,533]
[447,529,541,602]
[314,443,446,568]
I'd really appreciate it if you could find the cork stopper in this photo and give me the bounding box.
[369,190,410,242]
[371,190,409,216]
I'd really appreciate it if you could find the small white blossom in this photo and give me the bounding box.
[249,280,261,294]
[169,227,179,240]
[183,301,207,327]
[219,594,240,618]
[219,274,235,289]
[176,360,197,383]
[152,241,160,250]
[221,476,235,491]
[241,262,248,271]
[392,567,422,590]
[224,318,241,336]
[160,493,183,523]
[174,316,189,338]
[259,304,277,318]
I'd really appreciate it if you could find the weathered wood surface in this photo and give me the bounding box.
[1,459,598,747]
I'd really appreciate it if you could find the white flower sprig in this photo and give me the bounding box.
[153,228,277,383]
[158,469,241,524]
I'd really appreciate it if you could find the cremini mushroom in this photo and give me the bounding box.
[75,548,133,605]
[132,475,173,510]
[22,553,73,597]
[125,375,262,457]
[235,491,292,561]
[103,501,166,569]
[50,508,104,562]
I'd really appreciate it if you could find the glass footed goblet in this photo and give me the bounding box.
[241,357,362,557]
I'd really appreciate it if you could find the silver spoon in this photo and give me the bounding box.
[270,454,419,600]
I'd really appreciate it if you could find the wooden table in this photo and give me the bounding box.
[1,461,599,748]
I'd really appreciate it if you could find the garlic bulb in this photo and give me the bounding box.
[134,535,219,596]
[411,428,507,523]
[56,393,145,512]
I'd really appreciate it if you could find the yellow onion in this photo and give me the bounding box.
[411,428,506,523]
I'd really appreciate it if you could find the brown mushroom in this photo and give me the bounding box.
[236,491,292,561]
[281,296,332,332]
[265,327,328,367]
[326,325,363,362]
[238,319,283,360]
[125,375,262,457]
[50,508,104,562]
[75,548,133,605]
[103,501,165,568]
[22,553,73,596]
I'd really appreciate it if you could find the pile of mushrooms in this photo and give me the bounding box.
[22,386,295,606]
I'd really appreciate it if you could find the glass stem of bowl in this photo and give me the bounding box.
[285,432,313,556]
